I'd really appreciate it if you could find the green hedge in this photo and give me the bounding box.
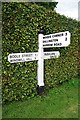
[2,3,78,103]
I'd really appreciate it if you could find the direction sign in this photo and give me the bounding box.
[43,31,70,48]
[8,52,38,63]
[44,51,60,59]
[8,51,60,63]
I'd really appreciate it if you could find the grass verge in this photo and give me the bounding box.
[2,78,79,118]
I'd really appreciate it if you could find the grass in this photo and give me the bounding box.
[0,105,2,120]
[2,78,79,118]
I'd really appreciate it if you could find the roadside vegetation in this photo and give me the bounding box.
[2,78,78,118]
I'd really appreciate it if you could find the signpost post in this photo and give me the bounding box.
[37,32,44,94]
[8,30,70,95]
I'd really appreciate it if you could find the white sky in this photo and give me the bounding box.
[55,0,79,20]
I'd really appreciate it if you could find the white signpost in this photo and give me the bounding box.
[8,30,70,95]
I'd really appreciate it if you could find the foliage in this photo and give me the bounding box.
[2,2,78,103]
[78,21,80,77]
[35,2,58,10]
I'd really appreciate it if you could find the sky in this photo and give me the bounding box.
[55,0,79,20]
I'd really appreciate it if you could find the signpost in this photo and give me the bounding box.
[8,30,70,95]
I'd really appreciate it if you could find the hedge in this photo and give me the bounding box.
[2,2,78,103]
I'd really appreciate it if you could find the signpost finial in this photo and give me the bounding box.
[38,28,45,34]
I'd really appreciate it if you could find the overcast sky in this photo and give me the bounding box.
[55,0,79,20]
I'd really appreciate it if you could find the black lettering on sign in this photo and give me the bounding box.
[50,56,55,58]
[65,33,67,36]
[26,58,32,60]
[10,59,22,62]
[43,40,53,43]
[52,33,63,38]
[43,39,58,43]
[10,55,20,58]
[44,53,51,56]
[49,40,53,42]
[53,39,58,42]
[43,41,46,43]
[43,44,53,47]
[43,35,51,39]
[43,40,49,43]
[22,54,32,57]
[60,43,62,46]
[51,53,55,55]
[54,43,62,46]
[65,37,67,41]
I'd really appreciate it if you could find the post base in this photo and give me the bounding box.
[37,85,44,96]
